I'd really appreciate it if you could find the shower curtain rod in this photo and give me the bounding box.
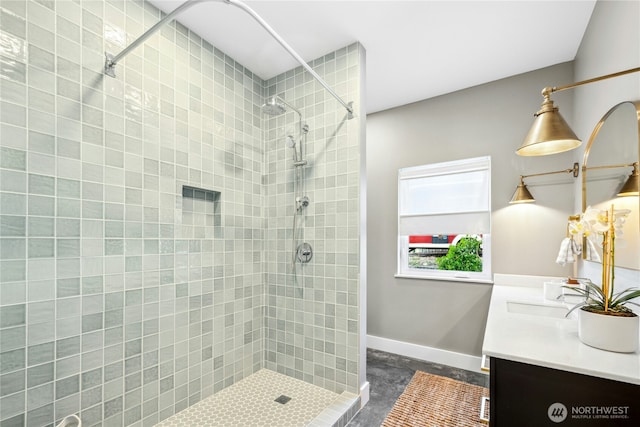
[104,0,354,119]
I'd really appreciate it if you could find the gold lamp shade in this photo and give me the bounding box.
[617,163,639,197]
[517,92,582,156]
[510,178,535,204]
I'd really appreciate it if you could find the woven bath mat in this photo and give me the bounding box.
[382,371,489,427]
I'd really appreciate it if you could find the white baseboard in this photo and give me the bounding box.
[367,335,486,374]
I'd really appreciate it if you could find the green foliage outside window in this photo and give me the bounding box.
[436,236,482,272]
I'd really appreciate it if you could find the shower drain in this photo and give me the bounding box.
[274,395,292,404]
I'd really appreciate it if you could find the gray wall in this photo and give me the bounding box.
[366,0,640,357]
[367,62,576,356]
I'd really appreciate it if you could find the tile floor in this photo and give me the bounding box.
[155,369,358,427]
[347,348,490,426]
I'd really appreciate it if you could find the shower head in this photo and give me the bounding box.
[262,96,287,116]
[261,95,303,118]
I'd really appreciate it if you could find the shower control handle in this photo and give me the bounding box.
[296,243,313,263]
[296,196,310,211]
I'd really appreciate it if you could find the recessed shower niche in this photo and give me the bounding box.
[181,186,221,239]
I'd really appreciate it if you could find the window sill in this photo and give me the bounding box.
[394,274,494,285]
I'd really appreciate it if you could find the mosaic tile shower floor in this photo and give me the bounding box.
[155,369,341,427]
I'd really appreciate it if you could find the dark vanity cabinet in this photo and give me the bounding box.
[489,357,640,426]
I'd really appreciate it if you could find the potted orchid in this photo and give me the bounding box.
[566,204,640,353]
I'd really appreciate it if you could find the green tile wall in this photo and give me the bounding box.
[0,0,362,425]
[262,45,362,395]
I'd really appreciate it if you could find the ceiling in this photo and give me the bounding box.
[146,0,597,113]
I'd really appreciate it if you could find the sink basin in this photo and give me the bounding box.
[506,301,569,319]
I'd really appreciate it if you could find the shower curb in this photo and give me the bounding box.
[307,392,361,427]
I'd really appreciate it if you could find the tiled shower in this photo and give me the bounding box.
[0,0,364,425]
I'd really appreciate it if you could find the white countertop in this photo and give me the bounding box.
[482,275,640,385]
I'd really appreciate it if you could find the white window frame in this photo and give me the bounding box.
[396,156,493,284]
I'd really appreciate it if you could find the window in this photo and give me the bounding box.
[397,156,492,283]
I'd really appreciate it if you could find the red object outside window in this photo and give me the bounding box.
[409,235,456,244]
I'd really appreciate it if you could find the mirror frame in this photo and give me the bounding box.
[581,100,640,264]
[582,100,640,211]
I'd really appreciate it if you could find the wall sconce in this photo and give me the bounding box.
[510,162,580,204]
[618,162,639,196]
[583,161,640,197]
[510,177,535,204]
[517,67,640,156]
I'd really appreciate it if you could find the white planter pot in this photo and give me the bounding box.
[578,308,639,353]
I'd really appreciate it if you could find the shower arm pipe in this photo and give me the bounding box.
[104,0,355,119]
